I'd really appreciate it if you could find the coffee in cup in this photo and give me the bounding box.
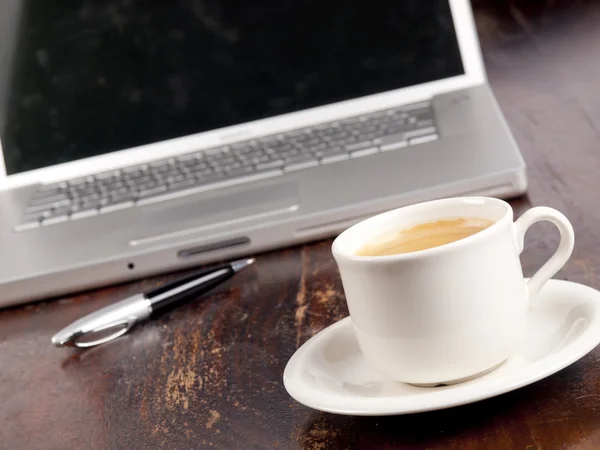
[355,217,495,257]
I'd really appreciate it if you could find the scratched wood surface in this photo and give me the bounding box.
[3,2,600,449]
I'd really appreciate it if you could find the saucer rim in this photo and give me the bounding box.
[283,279,600,416]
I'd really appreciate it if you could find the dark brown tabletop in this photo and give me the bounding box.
[3,2,600,449]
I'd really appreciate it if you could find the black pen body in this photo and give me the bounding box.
[145,263,234,313]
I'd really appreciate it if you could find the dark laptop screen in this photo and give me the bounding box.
[0,0,464,175]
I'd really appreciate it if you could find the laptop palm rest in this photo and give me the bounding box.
[130,180,300,247]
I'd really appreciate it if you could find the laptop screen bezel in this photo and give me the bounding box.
[0,0,485,189]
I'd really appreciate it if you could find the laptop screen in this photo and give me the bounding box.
[1,0,464,175]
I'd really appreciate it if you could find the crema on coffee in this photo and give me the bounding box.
[356,217,495,256]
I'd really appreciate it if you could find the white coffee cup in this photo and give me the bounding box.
[332,197,575,385]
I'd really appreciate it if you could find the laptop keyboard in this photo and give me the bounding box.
[15,101,438,231]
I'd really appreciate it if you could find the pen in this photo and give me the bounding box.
[51,258,255,348]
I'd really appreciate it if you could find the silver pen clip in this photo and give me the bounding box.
[51,294,152,348]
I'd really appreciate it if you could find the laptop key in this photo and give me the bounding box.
[314,146,345,158]
[31,187,65,200]
[149,158,173,168]
[137,185,168,198]
[32,198,72,213]
[239,158,256,167]
[67,176,93,186]
[70,182,94,193]
[409,133,439,145]
[324,130,348,141]
[302,137,321,148]
[78,192,101,203]
[332,136,356,147]
[82,197,105,208]
[108,186,131,196]
[373,132,407,146]
[383,122,414,135]
[380,141,408,151]
[364,129,387,140]
[38,182,66,192]
[123,171,143,181]
[266,142,294,153]
[42,215,70,226]
[216,161,243,172]
[183,166,211,178]
[257,135,282,146]
[150,170,176,183]
[47,205,71,217]
[168,178,199,191]
[122,164,147,174]
[70,208,99,220]
[100,198,135,213]
[311,142,329,152]
[25,202,55,214]
[95,170,121,180]
[350,147,378,158]
[285,154,317,165]
[344,135,360,145]
[100,180,126,191]
[317,127,336,137]
[189,166,214,177]
[180,159,209,170]
[278,149,301,159]
[138,180,162,191]
[212,165,230,174]
[133,175,154,184]
[29,192,69,206]
[345,141,373,152]
[398,101,431,113]
[291,133,310,143]
[417,119,435,128]
[295,145,314,156]
[210,156,237,167]
[151,166,176,178]
[223,160,248,170]
[403,127,437,139]
[175,152,201,162]
[284,159,319,172]
[255,159,285,171]
[238,149,265,160]
[227,166,255,178]
[166,173,187,184]
[69,200,101,218]
[250,155,271,165]
[321,153,349,164]
[14,220,42,231]
[108,192,136,203]
[235,145,258,155]
[95,183,125,192]
[203,147,229,158]
[197,172,227,185]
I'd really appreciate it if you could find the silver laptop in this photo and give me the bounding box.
[0,0,526,307]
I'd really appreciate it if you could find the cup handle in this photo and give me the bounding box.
[514,207,575,302]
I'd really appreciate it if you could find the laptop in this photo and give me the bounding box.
[0,0,526,307]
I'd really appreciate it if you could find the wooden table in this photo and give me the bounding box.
[4,2,600,448]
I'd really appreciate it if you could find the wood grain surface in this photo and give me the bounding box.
[3,2,600,448]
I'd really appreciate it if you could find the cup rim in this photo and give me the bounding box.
[332,196,512,262]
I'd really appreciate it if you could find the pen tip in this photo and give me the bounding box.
[231,257,255,273]
[51,334,67,347]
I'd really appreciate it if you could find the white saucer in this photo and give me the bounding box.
[283,280,600,416]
